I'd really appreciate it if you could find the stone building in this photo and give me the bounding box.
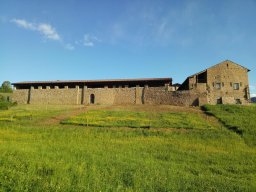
[12,60,250,106]
[178,60,250,104]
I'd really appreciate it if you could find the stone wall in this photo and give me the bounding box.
[84,88,114,105]
[29,87,81,104]
[144,87,207,106]
[12,85,208,106]
[12,89,29,104]
[206,61,250,104]
[83,87,144,105]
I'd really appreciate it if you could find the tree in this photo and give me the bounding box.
[0,81,13,93]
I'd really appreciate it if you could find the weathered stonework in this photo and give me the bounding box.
[143,88,207,106]
[29,88,80,105]
[12,60,251,106]
[178,60,250,105]
[12,89,29,104]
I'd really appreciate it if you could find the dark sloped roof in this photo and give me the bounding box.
[12,77,172,85]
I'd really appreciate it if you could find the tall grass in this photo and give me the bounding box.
[203,104,256,147]
[0,105,255,191]
[62,110,215,129]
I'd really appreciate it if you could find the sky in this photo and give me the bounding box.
[0,0,256,96]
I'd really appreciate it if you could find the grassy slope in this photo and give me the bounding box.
[62,110,215,129]
[203,104,256,147]
[0,105,256,191]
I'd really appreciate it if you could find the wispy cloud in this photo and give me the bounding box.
[37,23,60,40]
[65,43,74,50]
[251,93,256,97]
[11,18,61,41]
[83,34,100,47]
[11,18,35,30]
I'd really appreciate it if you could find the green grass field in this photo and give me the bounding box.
[203,104,256,147]
[62,110,215,129]
[0,104,256,191]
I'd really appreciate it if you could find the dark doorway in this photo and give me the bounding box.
[90,94,95,104]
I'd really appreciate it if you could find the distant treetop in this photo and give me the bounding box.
[0,81,13,93]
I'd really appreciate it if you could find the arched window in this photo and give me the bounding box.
[90,94,95,104]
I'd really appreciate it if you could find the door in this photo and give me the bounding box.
[90,94,95,104]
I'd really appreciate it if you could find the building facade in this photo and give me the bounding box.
[178,60,250,105]
[12,60,251,106]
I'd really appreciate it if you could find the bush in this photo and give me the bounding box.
[0,100,17,110]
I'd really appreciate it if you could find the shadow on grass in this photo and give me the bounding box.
[201,105,243,136]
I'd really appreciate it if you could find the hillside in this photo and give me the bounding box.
[203,104,256,146]
[0,104,255,191]
[251,97,256,103]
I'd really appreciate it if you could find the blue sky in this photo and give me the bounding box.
[1,0,256,96]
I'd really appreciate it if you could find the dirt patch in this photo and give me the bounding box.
[42,106,87,125]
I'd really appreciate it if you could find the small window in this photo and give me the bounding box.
[215,83,221,89]
[222,82,224,87]
[235,99,241,104]
[233,83,239,90]
[230,82,232,87]
[240,82,243,87]
[217,97,222,104]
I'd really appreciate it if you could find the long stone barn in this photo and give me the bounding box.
[12,60,251,106]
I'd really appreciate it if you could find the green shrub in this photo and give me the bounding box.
[0,95,17,110]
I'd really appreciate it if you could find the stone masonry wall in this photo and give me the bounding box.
[144,87,206,106]
[83,87,144,105]
[12,89,29,104]
[13,85,209,106]
[84,88,114,105]
[206,61,250,104]
[29,87,81,104]
[113,88,136,104]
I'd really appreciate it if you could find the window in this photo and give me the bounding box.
[215,83,221,89]
[216,97,222,104]
[235,99,241,104]
[233,83,239,90]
